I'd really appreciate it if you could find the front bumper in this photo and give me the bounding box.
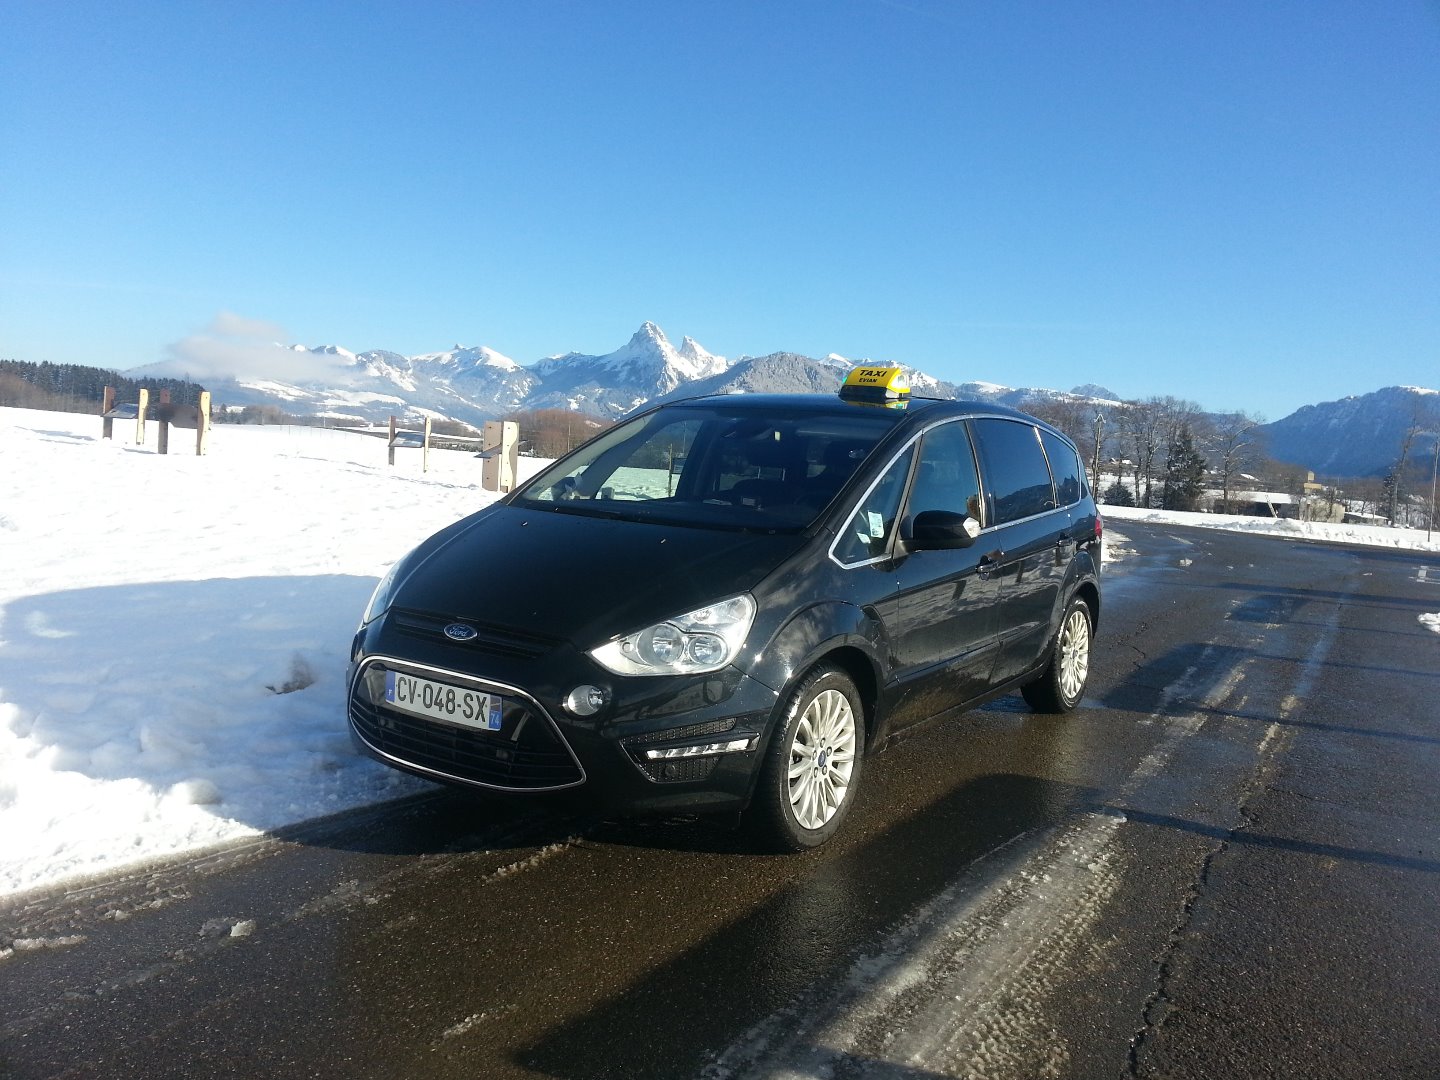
[347,617,781,815]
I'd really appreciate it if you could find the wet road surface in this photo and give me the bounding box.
[3,522,1438,1078]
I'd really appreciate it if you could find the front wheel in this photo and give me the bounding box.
[1021,597,1093,713]
[746,665,865,852]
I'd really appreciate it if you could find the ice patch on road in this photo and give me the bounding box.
[1102,527,1132,564]
[706,814,1127,1079]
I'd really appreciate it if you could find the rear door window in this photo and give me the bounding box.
[1039,428,1085,507]
[971,418,1057,525]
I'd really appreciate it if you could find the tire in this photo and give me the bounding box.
[1021,596,1093,713]
[747,665,865,852]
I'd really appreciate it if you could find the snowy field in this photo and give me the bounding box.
[1099,502,1440,553]
[1,406,1437,901]
[0,407,542,899]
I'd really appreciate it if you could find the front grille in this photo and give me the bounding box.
[350,680,583,791]
[390,609,561,660]
[637,756,721,783]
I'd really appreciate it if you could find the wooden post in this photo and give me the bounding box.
[388,415,397,466]
[136,388,149,445]
[156,390,172,455]
[423,417,432,473]
[102,386,115,440]
[196,391,211,456]
[481,420,519,492]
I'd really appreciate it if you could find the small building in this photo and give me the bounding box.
[1203,490,1300,518]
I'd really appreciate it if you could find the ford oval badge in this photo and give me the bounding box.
[443,623,479,642]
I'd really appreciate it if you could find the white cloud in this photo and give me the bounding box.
[163,313,345,384]
[208,311,287,340]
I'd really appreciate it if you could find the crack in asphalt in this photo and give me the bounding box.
[1126,580,1348,1078]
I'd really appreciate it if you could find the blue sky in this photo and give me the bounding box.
[2,1,1436,420]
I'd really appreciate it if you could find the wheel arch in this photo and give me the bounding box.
[1073,579,1101,633]
[807,645,883,753]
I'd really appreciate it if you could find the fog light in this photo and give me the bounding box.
[564,684,607,717]
[643,737,754,760]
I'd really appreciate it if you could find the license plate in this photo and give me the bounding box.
[384,671,503,731]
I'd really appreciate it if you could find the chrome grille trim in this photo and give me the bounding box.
[348,655,585,792]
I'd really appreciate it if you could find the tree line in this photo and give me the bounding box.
[1025,393,1439,528]
[0,359,207,414]
[0,359,484,438]
[503,408,614,458]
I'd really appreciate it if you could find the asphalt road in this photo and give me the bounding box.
[3,521,1438,1079]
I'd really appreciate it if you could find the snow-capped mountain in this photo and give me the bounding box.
[133,322,1436,480]
[133,320,1132,429]
[1260,386,1439,478]
[136,341,537,428]
[525,322,728,415]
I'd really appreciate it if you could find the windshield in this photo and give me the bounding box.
[513,404,899,530]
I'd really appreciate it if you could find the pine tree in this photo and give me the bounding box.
[1162,424,1208,511]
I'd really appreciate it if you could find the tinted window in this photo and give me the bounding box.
[971,418,1056,524]
[907,421,984,525]
[516,406,896,530]
[834,446,915,565]
[1039,428,1085,507]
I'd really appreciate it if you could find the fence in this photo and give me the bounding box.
[101,387,211,455]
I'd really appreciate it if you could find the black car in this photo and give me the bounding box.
[348,367,1102,850]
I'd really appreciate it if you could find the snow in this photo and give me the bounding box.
[0,407,548,900]
[1099,503,1440,552]
[2,405,1435,902]
[597,321,729,382]
[410,345,522,372]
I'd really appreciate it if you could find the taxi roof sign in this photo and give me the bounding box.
[839,365,910,404]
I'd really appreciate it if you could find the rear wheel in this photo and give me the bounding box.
[1021,597,1092,713]
[747,665,865,852]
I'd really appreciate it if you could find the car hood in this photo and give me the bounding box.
[390,505,810,649]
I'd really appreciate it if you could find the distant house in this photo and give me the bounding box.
[1343,509,1387,526]
[1235,491,1301,519]
[1202,489,1300,519]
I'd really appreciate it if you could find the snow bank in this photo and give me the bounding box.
[1099,503,1440,553]
[0,408,547,898]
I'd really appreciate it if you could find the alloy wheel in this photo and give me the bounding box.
[787,688,858,830]
[1057,606,1091,704]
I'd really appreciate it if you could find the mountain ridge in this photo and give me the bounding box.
[130,323,1437,478]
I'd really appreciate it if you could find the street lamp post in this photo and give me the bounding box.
[1428,433,1438,544]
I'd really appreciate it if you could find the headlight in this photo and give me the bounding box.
[589,594,757,676]
[360,556,408,628]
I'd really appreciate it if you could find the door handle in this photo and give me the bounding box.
[977,551,1003,579]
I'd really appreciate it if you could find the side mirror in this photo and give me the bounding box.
[908,510,981,550]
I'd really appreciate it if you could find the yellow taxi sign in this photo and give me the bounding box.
[839,365,910,404]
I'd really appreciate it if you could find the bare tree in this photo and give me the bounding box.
[1121,396,1205,508]
[1119,399,1166,509]
[1387,399,1427,525]
[1208,411,1265,513]
[1025,396,1108,491]
[506,408,612,459]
